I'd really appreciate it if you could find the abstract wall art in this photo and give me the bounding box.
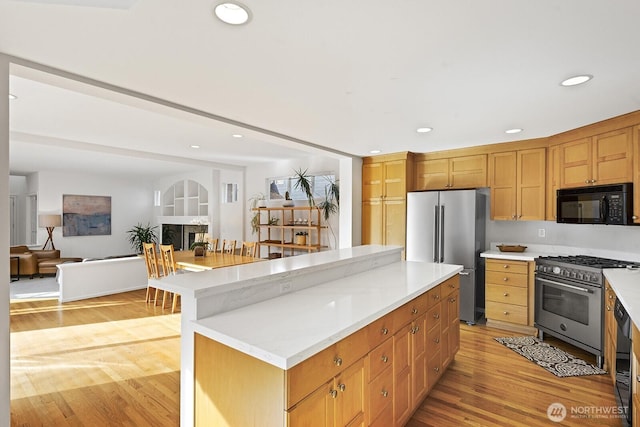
[62,194,112,236]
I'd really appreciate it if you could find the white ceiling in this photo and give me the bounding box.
[2,0,640,178]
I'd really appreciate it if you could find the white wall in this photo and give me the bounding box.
[486,218,640,259]
[1,53,11,427]
[36,170,155,258]
[9,175,27,244]
[245,156,344,255]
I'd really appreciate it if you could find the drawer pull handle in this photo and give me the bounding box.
[449,298,456,303]
[609,294,614,299]
[503,277,508,282]
[381,327,389,335]
[334,357,343,367]
[606,306,611,311]
[433,294,440,300]
[412,308,418,315]
[381,390,389,397]
[637,375,640,383]
[433,367,440,373]
[411,326,420,334]
[338,383,346,392]
[433,313,440,319]
[381,355,389,363]
[329,389,338,398]
[503,292,509,297]
[503,265,509,269]
[503,311,509,315]
[434,338,440,344]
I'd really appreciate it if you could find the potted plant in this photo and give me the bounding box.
[293,168,315,207]
[189,217,209,256]
[295,231,308,245]
[126,222,159,254]
[248,193,267,234]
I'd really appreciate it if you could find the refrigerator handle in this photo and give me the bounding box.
[433,205,439,262]
[440,205,445,263]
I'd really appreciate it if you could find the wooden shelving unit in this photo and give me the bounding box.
[254,206,325,258]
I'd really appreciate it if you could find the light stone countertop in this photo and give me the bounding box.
[192,261,463,369]
[603,268,640,327]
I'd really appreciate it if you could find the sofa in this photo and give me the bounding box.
[9,245,82,278]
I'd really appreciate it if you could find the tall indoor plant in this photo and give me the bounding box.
[126,222,158,254]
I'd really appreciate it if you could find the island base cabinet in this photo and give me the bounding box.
[288,359,365,427]
[194,333,286,427]
[193,276,461,427]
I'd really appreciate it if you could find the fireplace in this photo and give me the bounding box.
[161,224,204,251]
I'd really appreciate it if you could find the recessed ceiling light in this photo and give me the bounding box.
[214,2,251,25]
[190,145,201,149]
[369,150,381,154]
[8,94,17,100]
[561,75,593,87]
[232,134,243,138]
[505,128,523,134]
[416,127,433,133]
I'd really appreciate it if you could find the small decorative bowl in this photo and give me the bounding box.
[497,244,527,253]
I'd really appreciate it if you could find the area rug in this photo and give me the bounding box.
[494,336,607,377]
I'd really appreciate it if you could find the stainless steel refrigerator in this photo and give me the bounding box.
[406,190,486,324]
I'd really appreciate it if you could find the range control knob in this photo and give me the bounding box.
[552,267,561,275]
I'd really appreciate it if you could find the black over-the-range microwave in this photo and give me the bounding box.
[556,182,635,225]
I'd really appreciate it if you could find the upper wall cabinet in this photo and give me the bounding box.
[416,155,487,190]
[558,128,633,188]
[633,125,640,224]
[489,148,546,221]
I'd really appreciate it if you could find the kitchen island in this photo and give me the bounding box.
[152,245,462,426]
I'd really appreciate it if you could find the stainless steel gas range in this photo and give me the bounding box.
[534,255,640,368]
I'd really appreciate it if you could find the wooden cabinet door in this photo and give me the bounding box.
[489,151,517,220]
[393,324,412,427]
[288,380,334,427]
[383,199,406,246]
[559,137,592,188]
[416,159,449,190]
[410,315,428,408]
[383,160,407,199]
[517,148,546,221]
[363,163,383,201]
[547,144,560,221]
[592,127,633,185]
[362,200,383,245]
[449,155,487,188]
[335,359,365,427]
[446,289,460,362]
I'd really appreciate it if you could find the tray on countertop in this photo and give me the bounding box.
[497,244,527,253]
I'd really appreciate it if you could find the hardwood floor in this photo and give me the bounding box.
[10,289,181,426]
[11,291,621,426]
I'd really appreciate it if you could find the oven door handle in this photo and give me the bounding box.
[537,277,594,293]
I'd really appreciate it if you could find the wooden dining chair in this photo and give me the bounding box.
[159,244,180,313]
[208,237,219,253]
[241,241,258,258]
[222,239,237,254]
[142,242,163,305]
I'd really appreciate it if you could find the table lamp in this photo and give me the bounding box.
[39,214,62,250]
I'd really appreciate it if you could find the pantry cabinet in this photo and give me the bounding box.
[488,148,545,221]
[415,154,487,190]
[362,152,414,247]
[633,125,640,224]
[558,128,633,188]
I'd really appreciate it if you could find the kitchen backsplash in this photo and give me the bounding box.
[486,219,640,262]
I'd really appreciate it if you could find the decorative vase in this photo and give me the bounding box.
[194,246,206,257]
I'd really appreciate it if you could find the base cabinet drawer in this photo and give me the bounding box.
[486,270,527,288]
[486,283,528,306]
[486,301,528,325]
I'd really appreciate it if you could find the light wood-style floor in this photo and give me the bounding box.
[11,290,621,426]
